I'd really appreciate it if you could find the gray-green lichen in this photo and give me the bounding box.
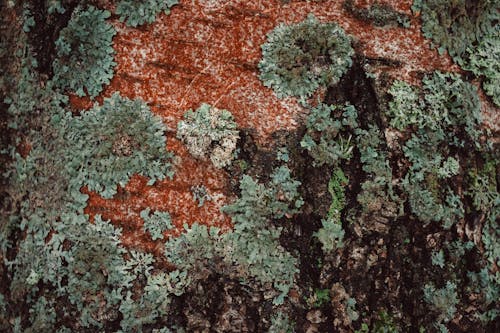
[116,0,179,27]
[66,92,174,198]
[415,0,499,106]
[52,5,116,98]
[259,14,354,102]
[177,103,239,169]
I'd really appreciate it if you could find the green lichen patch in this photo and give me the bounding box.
[177,103,239,169]
[140,208,173,240]
[166,165,303,309]
[416,0,499,106]
[116,0,179,27]
[344,0,411,28]
[222,165,304,221]
[385,71,486,227]
[387,71,483,144]
[67,92,174,198]
[259,14,354,101]
[52,5,116,98]
[300,102,358,167]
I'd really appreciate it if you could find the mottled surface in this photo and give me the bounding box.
[73,0,479,251]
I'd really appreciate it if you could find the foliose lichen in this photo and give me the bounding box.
[259,14,354,102]
[177,103,239,169]
[66,92,175,198]
[415,0,499,106]
[300,102,358,167]
[116,0,179,27]
[52,5,116,98]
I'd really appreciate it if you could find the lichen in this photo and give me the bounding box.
[300,102,358,167]
[259,14,354,102]
[66,92,174,198]
[177,103,239,169]
[416,0,499,106]
[52,5,116,98]
[116,0,179,27]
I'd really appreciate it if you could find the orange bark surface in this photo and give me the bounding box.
[75,0,461,253]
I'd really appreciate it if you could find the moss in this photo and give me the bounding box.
[327,168,348,220]
[315,168,348,253]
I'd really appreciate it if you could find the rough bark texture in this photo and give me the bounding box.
[1,0,498,332]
